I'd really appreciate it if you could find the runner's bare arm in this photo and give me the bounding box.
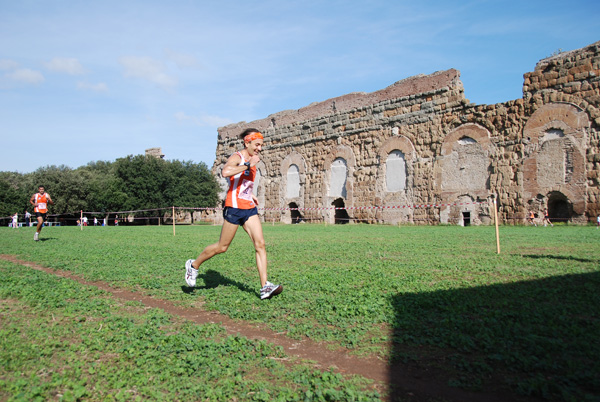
[222,153,246,177]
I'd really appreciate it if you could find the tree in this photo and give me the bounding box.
[113,155,219,213]
[164,160,219,208]
[0,172,29,217]
[28,165,88,214]
[80,161,128,214]
[0,156,219,222]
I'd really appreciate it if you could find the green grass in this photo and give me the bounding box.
[1,224,599,401]
[0,258,379,401]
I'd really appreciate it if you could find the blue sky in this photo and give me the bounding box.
[1,0,599,173]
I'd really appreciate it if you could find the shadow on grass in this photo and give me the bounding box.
[522,254,598,263]
[390,271,600,401]
[181,269,256,297]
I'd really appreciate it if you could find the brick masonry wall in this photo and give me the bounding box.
[211,41,600,225]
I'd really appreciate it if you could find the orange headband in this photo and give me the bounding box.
[244,132,263,142]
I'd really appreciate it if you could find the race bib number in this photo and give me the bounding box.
[238,179,254,202]
[37,202,47,210]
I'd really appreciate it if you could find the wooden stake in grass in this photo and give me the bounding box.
[493,197,500,254]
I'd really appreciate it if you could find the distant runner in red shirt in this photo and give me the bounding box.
[528,210,537,227]
[543,208,553,227]
[30,185,54,241]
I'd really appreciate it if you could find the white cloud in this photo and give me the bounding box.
[202,114,234,127]
[77,81,108,92]
[0,59,19,71]
[165,49,203,70]
[119,56,178,90]
[44,57,86,75]
[174,111,190,121]
[7,68,45,84]
[175,111,232,127]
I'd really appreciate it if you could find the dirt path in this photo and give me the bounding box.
[2,255,524,402]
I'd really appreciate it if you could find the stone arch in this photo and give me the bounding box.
[279,151,307,224]
[547,191,572,224]
[379,135,417,160]
[438,124,492,194]
[436,123,492,225]
[378,135,416,192]
[376,136,416,224]
[330,158,348,198]
[323,145,356,223]
[441,123,492,156]
[386,151,406,192]
[522,102,589,223]
[286,164,300,198]
[523,102,588,147]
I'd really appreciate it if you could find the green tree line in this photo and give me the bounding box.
[0,155,219,221]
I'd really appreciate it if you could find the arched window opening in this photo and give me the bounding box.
[385,150,406,192]
[330,158,347,198]
[458,136,477,145]
[286,164,300,198]
[541,129,565,142]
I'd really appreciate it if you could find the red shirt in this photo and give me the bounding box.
[34,193,50,213]
[224,152,256,210]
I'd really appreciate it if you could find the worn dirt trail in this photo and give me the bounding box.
[2,254,526,402]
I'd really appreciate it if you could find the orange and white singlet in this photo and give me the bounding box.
[34,193,50,213]
[225,152,256,209]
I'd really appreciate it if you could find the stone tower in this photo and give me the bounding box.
[145,147,165,159]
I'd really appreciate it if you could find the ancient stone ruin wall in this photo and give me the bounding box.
[212,40,600,225]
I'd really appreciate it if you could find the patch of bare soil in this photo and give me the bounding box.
[1,255,528,402]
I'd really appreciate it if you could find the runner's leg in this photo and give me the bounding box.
[192,220,239,269]
[242,215,267,287]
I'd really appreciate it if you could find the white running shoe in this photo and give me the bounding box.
[260,281,283,300]
[34,232,39,241]
[185,259,198,287]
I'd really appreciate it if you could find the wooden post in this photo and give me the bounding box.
[493,197,500,254]
[172,206,176,236]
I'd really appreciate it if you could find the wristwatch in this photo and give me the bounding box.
[243,162,251,170]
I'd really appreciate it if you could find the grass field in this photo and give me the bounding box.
[1,223,599,401]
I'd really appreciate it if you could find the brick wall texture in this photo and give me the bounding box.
[210,40,600,225]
